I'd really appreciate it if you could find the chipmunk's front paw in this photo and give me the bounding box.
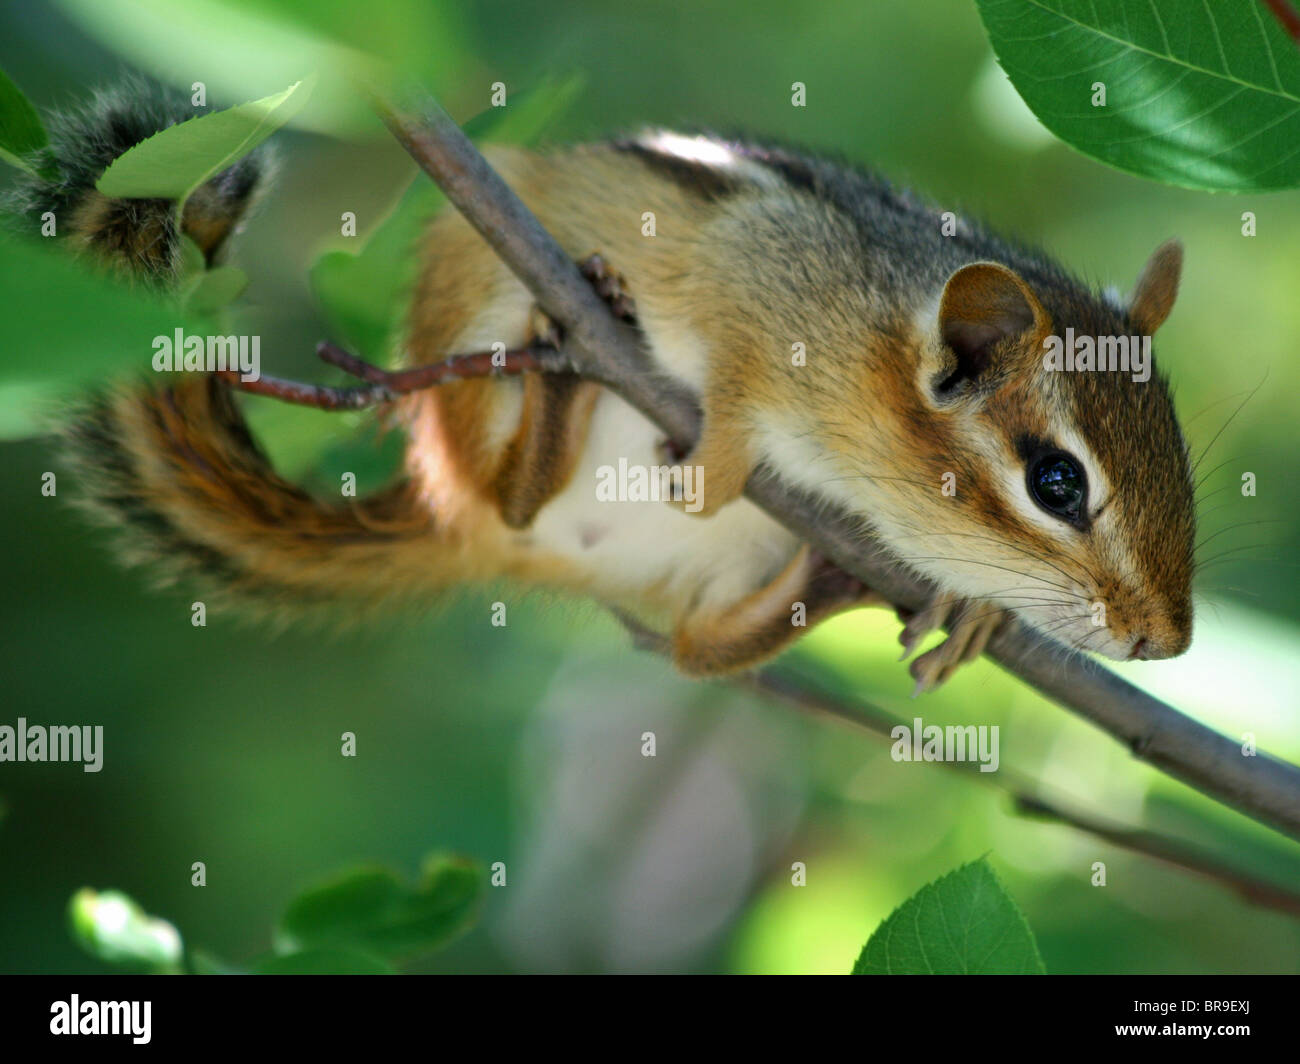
[659,424,751,517]
[530,253,637,351]
[579,252,637,323]
[662,457,746,517]
[897,591,1006,695]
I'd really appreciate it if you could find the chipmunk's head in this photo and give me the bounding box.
[881,240,1194,661]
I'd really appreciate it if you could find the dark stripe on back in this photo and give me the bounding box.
[610,139,741,200]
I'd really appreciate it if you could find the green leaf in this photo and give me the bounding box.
[975,0,1300,191]
[239,397,357,480]
[251,948,395,975]
[97,79,312,207]
[0,381,61,441]
[184,265,250,315]
[276,853,484,962]
[308,177,443,363]
[852,858,1045,974]
[0,233,201,394]
[0,65,49,176]
[178,234,206,284]
[69,888,184,972]
[0,146,37,177]
[52,0,467,137]
[308,74,581,365]
[303,418,406,496]
[461,73,586,144]
[309,248,407,365]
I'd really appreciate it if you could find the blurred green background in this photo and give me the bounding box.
[1,0,1298,973]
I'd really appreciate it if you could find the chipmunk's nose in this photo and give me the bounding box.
[1127,624,1189,661]
[1120,588,1193,661]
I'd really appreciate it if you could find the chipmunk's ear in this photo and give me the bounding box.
[1128,238,1183,335]
[932,262,1051,398]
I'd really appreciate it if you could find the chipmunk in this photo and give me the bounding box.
[20,87,1195,692]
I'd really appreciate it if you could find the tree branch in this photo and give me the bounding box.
[365,85,1300,844]
[610,606,1300,917]
[1264,0,1300,46]
[748,668,1300,919]
[220,341,569,410]
[611,607,1300,917]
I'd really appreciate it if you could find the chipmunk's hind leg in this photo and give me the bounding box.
[490,372,598,529]
[488,252,638,529]
[672,545,884,675]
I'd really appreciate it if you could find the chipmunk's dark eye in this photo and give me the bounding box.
[1028,452,1086,523]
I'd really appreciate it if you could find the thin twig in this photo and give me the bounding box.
[216,370,395,410]
[1263,0,1300,45]
[361,84,1300,844]
[745,668,1300,919]
[219,341,569,409]
[608,603,1300,918]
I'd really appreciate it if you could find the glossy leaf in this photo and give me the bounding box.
[852,859,1045,974]
[52,0,465,136]
[184,265,250,315]
[276,853,484,961]
[976,0,1300,190]
[462,73,586,144]
[97,79,311,206]
[0,233,198,387]
[308,73,582,365]
[0,65,49,176]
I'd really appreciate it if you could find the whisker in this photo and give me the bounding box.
[1194,453,1247,493]
[1183,387,1259,427]
[1193,482,1235,507]
[1192,501,1252,526]
[899,555,1082,597]
[1190,377,1264,479]
[900,529,1095,590]
[1195,520,1284,552]
[1194,542,1278,570]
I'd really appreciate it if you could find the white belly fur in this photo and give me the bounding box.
[455,277,801,621]
[527,389,801,618]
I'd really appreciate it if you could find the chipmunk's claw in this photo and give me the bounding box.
[805,550,887,611]
[579,252,637,323]
[529,253,637,350]
[898,592,1006,694]
[528,306,564,349]
[898,591,958,661]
